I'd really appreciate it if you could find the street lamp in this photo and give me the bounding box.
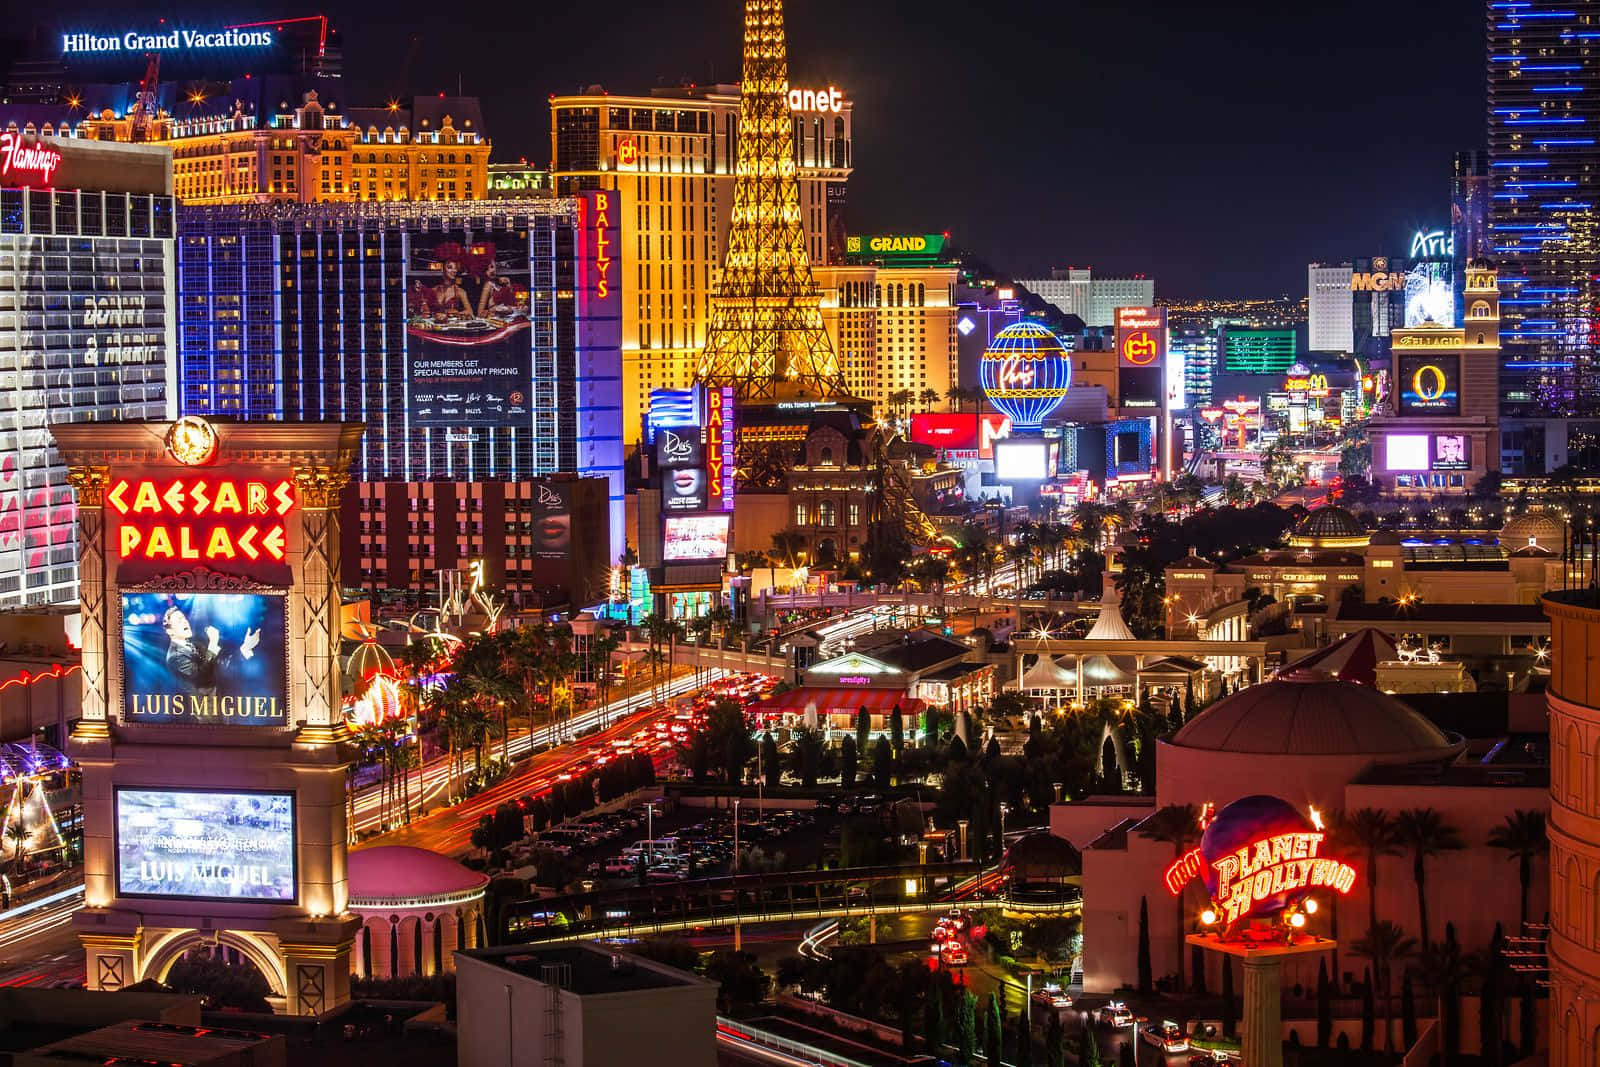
[732,797,740,875]
[646,801,656,865]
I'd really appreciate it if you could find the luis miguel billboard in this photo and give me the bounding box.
[120,593,287,726]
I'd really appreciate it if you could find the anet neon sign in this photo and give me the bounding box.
[788,86,844,113]
[108,477,295,563]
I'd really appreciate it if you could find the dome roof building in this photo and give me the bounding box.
[348,846,489,980]
[1287,506,1370,549]
[1501,512,1567,555]
[1158,670,1463,809]
[977,321,1073,428]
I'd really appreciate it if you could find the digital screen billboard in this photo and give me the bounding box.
[655,429,705,470]
[994,440,1051,481]
[1404,260,1455,328]
[115,787,296,902]
[529,479,572,559]
[1397,355,1460,416]
[662,468,709,511]
[1384,434,1431,472]
[1115,307,1167,368]
[121,593,287,726]
[1433,434,1469,471]
[663,514,731,562]
[407,232,532,427]
[909,413,1013,458]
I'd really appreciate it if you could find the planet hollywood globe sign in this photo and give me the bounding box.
[1165,794,1357,934]
[977,321,1072,430]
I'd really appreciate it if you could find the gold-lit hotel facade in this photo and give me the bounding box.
[550,84,851,440]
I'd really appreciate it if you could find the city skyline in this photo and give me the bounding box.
[17,0,1483,296]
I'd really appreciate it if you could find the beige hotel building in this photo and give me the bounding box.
[550,84,958,441]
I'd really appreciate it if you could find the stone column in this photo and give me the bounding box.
[1241,955,1283,1067]
[66,466,111,733]
[293,467,349,732]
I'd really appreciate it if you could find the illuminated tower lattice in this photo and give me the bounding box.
[695,0,846,401]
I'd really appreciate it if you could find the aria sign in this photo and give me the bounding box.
[0,132,63,187]
[1163,795,1357,930]
[61,27,275,55]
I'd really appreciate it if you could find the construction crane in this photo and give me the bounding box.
[129,52,160,142]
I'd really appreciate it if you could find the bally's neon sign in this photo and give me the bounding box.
[109,478,295,563]
[591,192,614,299]
[0,133,63,186]
[1166,831,1357,926]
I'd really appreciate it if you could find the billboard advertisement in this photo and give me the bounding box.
[655,429,706,470]
[994,439,1055,482]
[1433,434,1470,471]
[115,787,296,902]
[1397,355,1460,415]
[529,479,572,559]
[663,514,731,562]
[909,413,1013,458]
[1404,260,1455,328]
[1116,307,1166,409]
[1384,434,1431,472]
[121,593,287,726]
[407,232,532,427]
[662,468,709,511]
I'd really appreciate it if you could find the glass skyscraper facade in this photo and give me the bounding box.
[1488,0,1599,417]
[176,198,619,486]
[0,179,175,608]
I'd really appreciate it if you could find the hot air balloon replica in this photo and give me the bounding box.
[977,321,1073,429]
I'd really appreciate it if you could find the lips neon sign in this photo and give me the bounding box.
[108,477,295,563]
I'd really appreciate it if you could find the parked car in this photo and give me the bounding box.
[1093,1002,1134,1028]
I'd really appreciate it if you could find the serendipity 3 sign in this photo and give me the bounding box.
[1163,794,1357,929]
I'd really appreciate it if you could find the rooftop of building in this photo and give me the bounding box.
[1349,760,1549,789]
[849,629,972,673]
[347,845,488,904]
[460,944,709,996]
[16,1019,283,1065]
[1334,602,1550,624]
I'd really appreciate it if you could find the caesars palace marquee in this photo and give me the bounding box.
[54,417,365,1017]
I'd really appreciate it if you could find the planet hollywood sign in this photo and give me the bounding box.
[1164,795,1357,929]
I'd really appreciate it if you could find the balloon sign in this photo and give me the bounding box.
[978,322,1072,429]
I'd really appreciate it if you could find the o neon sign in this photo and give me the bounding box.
[1411,364,1448,402]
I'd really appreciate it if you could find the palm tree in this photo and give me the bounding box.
[5,820,29,877]
[1413,935,1476,1067]
[1339,808,1401,932]
[1486,810,1547,929]
[1391,808,1465,950]
[771,528,807,570]
[1351,921,1417,1053]
[918,387,941,413]
[1138,804,1200,992]
[945,385,969,413]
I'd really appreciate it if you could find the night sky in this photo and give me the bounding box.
[40,0,1485,296]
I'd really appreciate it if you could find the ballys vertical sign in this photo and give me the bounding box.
[706,386,736,512]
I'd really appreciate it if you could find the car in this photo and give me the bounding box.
[1031,984,1073,1010]
[1142,1021,1189,1054]
[1093,1002,1135,1028]
[941,944,969,965]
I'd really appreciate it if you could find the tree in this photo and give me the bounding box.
[1401,971,1419,1050]
[872,736,893,788]
[985,993,1002,1066]
[1415,925,1473,1067]
[1118,1036,1136,1067]
[760,732,781,790]
[925,972,946,1054]
[1136,895,1153,994]
[1359,969,1375,1052]
[1350,920,1417,1052]
[890,705,905,754]
[1391,808,1465,949]
[1016,1014,1033,1067]
[1479,925,1506,1067]
[840,734,858,788]
[856,707,871,758]
[1046,1013,1064,1067]
[1316,958,1333,1049]
[792,727,823,788]
[771,528,808,569]
[164,949,273,1012]
[1080,1021,1100,1067]
[1100,735,1120,793]
[1486,809,1547,929]
[1339,808,1400,933]
[1138,804,1199,992]
[1221,954,1236,1038]
[957,990,977,1065]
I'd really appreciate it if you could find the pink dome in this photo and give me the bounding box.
[348,846,489,902]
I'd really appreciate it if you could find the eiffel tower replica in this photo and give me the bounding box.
[696,0,862,485]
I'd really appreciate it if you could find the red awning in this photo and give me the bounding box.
[750,687,927,717]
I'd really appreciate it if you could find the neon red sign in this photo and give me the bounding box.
[109,477,295,565]
[0,132,63,186]
[592,191,614,299]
